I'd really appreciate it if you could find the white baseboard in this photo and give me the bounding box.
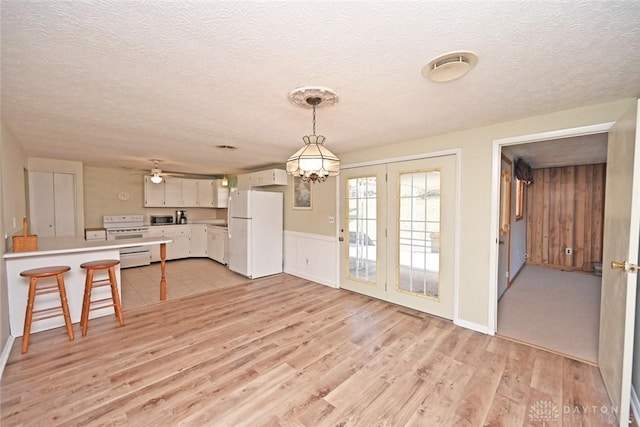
[454,318,490,335]
[631,386,640,425]
[0,335,15,379]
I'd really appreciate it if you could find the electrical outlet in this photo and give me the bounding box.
[328,216,335,224]
[565,248,573,255]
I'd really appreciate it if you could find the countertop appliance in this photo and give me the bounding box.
[176,210,188,224]
[228,189,283,279]
[150,215,174,225]
[102,214,150,268]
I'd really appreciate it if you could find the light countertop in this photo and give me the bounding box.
[3,236,173,259]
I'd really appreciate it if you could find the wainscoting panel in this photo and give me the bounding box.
[525,163,605,271]
[284,231,337,287]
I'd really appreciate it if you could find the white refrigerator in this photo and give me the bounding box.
[228,189,283,279]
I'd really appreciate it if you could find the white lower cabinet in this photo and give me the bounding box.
[190,224,208,257]
[149,225,191,261]
[207,227,228,264]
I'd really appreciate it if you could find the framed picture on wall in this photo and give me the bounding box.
[293,177,312,209]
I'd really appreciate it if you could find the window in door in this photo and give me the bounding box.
[397,170,441,299]
[348,176,377,284]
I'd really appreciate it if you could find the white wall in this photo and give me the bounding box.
[306,99,635,329]
[1,123,28,362]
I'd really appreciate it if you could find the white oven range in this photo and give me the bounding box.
[102,214,150,268]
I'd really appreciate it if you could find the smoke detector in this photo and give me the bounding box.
[422,51,478,82]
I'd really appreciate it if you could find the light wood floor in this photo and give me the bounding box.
[1,274,615,426]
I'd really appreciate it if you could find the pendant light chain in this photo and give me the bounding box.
[312,105,316,136]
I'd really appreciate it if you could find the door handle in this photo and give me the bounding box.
[498,240,504,245]
[611,261,637,272]
[339,237,344,242]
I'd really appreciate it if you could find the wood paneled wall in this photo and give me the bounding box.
[525,163,605,271]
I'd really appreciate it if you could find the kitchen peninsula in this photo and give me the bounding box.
[3,236,172,337]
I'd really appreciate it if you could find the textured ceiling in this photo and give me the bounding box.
[2,1,640,175]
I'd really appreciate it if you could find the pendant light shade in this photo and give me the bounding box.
[286,87,340,183]
[286,135,340,183]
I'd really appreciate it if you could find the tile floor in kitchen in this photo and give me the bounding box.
[120,258,250,310]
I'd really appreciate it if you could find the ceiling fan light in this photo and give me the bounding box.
[150,174,163,184]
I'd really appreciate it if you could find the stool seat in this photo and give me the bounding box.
[19,265,74,353]
[20,266,71,278]
[80,260,120,270]
[80,259,124,336]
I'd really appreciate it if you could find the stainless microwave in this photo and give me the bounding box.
[150,215,174,225]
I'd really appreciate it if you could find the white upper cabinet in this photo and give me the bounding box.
[236,169,288,189]
[144,176,165,207]
[196,180,214,207]
[145,177,228,208]
[164,178,184,206]
[249,169,288,187]
[181,179,198,206]
[212,179,229,208]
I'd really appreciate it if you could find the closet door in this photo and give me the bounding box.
[28,171,56,237]
[28,171,77,237]
[53,173,76,236]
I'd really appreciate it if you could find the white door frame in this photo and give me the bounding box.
[488,122,615,334]
[337,149,462,324]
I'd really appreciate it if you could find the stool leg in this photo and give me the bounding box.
[81,269,94,336]
[56,273,75,342]
[108,266,124,326]
[22,277,38,354]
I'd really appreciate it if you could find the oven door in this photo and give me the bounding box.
[106,230,151,268]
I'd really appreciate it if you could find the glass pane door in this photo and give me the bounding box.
[386,156,456,319]
[398,170,441,298]
[339,165,387,300]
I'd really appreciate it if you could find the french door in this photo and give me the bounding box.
[339,155,457,319]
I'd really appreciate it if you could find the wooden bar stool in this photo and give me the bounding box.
[19,266,74,354]
[80,259,124,336]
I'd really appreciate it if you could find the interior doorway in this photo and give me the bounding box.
[494,130,609,364]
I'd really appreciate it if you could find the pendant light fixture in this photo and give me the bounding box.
[286,86,340,183]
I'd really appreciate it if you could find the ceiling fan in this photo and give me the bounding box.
[147,160,186,183]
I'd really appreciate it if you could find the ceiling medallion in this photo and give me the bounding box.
[422,51,478,82]
[288,86,339,109]
[286,86,340,183]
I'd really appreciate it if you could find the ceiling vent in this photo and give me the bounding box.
[423,51,478,82]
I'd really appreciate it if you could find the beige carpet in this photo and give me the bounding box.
[498,265,601,364]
